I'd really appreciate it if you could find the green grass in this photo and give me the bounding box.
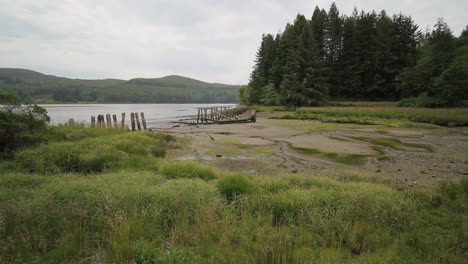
[160,161,217,180]
[0,126,466,263]
[349,136,434,152]
[13,130,176,174]
[217,173,253,200]
[1,169,466,263]
[289,145,370,165]
[274,106,468,127]
[253,105,292,112]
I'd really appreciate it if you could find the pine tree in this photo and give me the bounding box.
[248,34,276,104]
[324,2,343,97]
[337,9,360,98]
[310,6,328,58]
[280,15,328,107]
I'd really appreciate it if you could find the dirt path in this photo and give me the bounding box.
[156,112,468,186]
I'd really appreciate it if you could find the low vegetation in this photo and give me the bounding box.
[0,101,466,263]
[348,136,434,152]
[275,107,468,127]
[289,145,370,166]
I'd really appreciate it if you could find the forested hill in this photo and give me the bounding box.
[242,3,468,107]
[0,68,241,103]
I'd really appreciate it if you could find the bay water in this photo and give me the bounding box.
[40,103,236,128]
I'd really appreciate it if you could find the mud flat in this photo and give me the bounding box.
[157,112,468,186]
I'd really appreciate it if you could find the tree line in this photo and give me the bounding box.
[0,69,239,104]
[241,3,468,107]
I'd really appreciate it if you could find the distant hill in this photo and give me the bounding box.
[0,68,241,103]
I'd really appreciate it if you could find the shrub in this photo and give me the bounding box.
[217,174,253,200]
[0,93,50,156]
[160,162,216,181]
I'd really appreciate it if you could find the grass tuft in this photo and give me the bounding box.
[217,173,253,200]
[160,161,217,181]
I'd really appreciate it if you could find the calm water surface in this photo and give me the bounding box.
[40,104,236,128]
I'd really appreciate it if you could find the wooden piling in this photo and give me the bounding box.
[112,114,118,128]
[135,112,142,131]
[105,114,110,128]
[130,113,135,131]
[197,109,200,124]
[121,113,125,129]
[140,112,147,130]
[91,116,95,128]
[68,118,75,128]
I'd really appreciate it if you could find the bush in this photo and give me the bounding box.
[217,174,253,200]
[0,93,50,156]
[160,162,216,181]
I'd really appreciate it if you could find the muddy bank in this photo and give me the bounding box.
[156,112,468,186]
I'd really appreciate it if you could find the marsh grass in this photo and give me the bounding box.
[2,168,465,263]
[275,106,468,127]
[289,145,370,165]
[13,129,176,174]
[0,126,466,263]
[160,161,217,180]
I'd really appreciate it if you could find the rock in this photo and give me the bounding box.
[449,160,455,163]
[395,168,401,172]
[432,175,436,178]
[420,171,426,174]
[291,168,298,174]
[460,171,468,175]
[376,169,382,173]
[432,163,437,167]
[216,154,222,158]
[428,168,432,170]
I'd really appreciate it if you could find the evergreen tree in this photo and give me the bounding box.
[372,10,397,99]
[310,6,328,58]
[324,2,343,96]
[246,4,465,107]
[280,15,328,107]
[338,9,360,98]
[248,34,276,104]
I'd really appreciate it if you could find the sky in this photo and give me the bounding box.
[0,0,466,84]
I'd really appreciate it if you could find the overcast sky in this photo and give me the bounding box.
[0,0,466,84]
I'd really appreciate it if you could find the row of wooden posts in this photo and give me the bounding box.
[89,112,147,131]
[196,105,248,124]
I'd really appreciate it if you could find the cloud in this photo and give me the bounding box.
[0,0,466,84]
